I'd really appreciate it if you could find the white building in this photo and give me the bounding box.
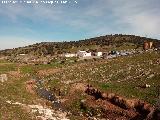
[95,52,103,56]
[19,54,26,56]
[64,53,77,58]
[77,51,92,57]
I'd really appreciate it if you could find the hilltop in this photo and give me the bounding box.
[0,34,160,56]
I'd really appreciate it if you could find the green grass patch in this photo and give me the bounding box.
[0,64,17,73]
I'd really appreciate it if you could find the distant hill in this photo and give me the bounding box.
[0,34,160,56]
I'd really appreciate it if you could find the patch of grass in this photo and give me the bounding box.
[0,75,37,119]
[20,62,66,75]
[0,63,17,74]
[0,59,8,63]
[0,101,33,120]
[20,65,35,74]
[0,77,36,104]
[98,83,117,90]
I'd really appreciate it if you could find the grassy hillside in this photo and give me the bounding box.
[45,50,160,104]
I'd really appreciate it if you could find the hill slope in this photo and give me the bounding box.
[0,34,160,56]
[0,47,160,119]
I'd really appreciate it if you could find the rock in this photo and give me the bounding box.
[107,93,116,100]
[138,84,151,89]
[101,92,108,99]
[125,99,139,109]
[146,84,151,88]
[148,74,154,79]
[0,74,8,82]
[143,103,154,112]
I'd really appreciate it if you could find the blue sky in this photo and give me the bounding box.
[0,0,160,50]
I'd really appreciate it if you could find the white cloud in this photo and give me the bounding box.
[84,0,160,39]
[0,0,159,50]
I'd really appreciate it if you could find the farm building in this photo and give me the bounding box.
[64,53,77,58]
[149,42,153,49]
[144,41,154,50]
[95,52,103,56]
[19,54,26,56]
[77,51,92,57]
[144,42,149,50]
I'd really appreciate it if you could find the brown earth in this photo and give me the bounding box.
[69,83,86,94]
[84,85,156,120]
[25,80,37,94]
[84,96,138,120]
[7,71,22,78]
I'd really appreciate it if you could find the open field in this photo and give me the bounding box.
[0,50,160,119]
[45,51,160,103]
